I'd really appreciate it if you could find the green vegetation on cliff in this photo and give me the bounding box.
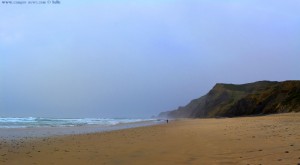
[159,81,300,118]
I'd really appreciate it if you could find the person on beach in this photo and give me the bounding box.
[166,119,168,123]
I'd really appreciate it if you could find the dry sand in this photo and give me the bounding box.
[1,113,300,165]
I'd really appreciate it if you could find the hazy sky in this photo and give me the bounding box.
[1,0,300,118]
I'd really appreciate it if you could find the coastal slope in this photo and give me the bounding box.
[159,80,300,118]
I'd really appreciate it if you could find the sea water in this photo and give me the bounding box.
[0,117,156,128]
[0,117,162,139]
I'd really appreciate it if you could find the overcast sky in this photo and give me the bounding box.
[1,0,300,118]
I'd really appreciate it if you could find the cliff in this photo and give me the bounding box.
[158,80,300,118]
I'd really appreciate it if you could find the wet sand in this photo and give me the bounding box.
[1,113,300,165]
[0,120,162,139]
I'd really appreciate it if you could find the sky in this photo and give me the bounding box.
[0,0,300,118]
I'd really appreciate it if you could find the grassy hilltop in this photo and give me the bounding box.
[159,81,300,118]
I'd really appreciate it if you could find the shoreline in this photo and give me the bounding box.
[0,120,164,140]
[1,113,300,164]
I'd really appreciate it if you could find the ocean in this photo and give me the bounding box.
[0,117,156,128]
[0,117,162,139]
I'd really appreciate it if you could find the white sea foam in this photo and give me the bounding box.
[0,117,155,128]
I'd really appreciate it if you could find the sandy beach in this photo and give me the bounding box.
[1,113,300,165]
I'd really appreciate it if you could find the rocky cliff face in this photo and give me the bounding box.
[158,81,300,118]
